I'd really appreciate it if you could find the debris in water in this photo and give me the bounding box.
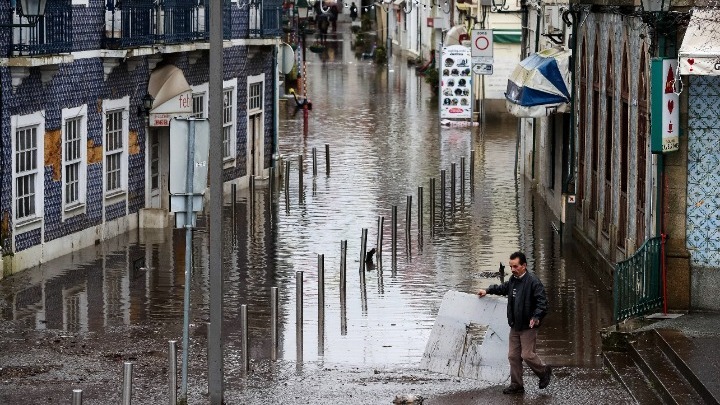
[393,394,424,404]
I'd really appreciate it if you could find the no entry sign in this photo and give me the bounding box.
[471,30,493,58]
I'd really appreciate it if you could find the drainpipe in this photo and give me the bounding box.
[531,8,541,181]
[563,9,577,195]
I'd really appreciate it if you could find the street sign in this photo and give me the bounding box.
[473,63,493,75]
[471,29,493,58]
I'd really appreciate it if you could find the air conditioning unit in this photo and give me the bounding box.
[544,5,562,35]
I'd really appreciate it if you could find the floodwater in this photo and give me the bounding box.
[0,25,617,401]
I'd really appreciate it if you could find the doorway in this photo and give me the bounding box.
[249,113,264,177]
[147,127,170,209]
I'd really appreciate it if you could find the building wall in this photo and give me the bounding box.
[686,74,720,310]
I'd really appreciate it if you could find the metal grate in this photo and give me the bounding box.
[613,236,663,323]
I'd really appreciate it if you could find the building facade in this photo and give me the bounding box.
[1,0,282,277]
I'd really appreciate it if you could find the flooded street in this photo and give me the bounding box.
[0,27,632,404]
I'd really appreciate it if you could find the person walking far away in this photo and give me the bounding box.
[477,251,552,395]
[350,2,358,21]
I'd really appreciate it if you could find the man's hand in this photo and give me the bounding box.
[530,317,540,328]
[477,289,487,297]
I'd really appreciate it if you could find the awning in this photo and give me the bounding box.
[505,47,572,118]
[148,64,192,110]
[445,25,467,46]
[679,9,720,75]
[494,29,522,44]
[392,0,405,7]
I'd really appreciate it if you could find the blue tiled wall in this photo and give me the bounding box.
[686,75,720,266]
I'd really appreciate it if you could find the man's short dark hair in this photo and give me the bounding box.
[510,251,526,265]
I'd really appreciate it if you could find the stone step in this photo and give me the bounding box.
[604,351,662,404]
[655,329,720,405]
[629,331,704,404]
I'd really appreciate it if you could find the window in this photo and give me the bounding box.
[12,111,45,230]
[223,87,234,160]
[62,106,88,215]
[103,97,129,199]
[192,92,205,118]
[249,82,262,111]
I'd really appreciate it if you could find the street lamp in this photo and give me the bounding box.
[297,0,312,135]
[2,0,48,27]
[381,0,392,56]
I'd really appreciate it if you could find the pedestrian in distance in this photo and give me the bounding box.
[477,251,552,395]
[350,2,358,21]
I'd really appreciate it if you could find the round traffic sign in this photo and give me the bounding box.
[474,36,489,51]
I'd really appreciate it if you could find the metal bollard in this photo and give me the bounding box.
[405,196,412,235]
[359,228,368,273]
[451,163,456,212]
[418,186,423,235]
[430,178,436,233]
[377,216,384,259]
[271,287,279,361]
[325,144,330,176]
[340,240,347,298]
[122,362,133,405]
[241,304,249,373]
[249,175,255,212]
[391,206,397,264]
[168,341,177,405]
[231,183,237,217]
[284,160,290,196]
[296,271,303,362]
[440,170,446,220]
[318,254,325,312]
[470,150,475,188]
[312,147,318,176]
[72,389,82,405]
[298,156,304,202]
[460,157,466,203]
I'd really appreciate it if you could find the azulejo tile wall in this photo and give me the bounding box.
[686,75,720,266]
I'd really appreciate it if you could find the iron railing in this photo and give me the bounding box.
[104,0,156,49]
[11,0,73,56]
[613,236,663,323]
[248,5,281,38]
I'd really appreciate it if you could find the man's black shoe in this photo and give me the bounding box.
[539,365,552,389]
[502,385,525,394]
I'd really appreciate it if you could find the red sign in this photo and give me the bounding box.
[427,17,434,27]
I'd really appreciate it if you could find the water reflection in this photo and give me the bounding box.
[1,29,612,371]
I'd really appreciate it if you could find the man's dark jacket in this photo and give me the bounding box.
[487,271,548,331]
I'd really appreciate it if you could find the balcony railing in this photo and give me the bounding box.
[11,1,73,56]
[104,0,156,49]
[613,236,663,323]
[249,4,281,38]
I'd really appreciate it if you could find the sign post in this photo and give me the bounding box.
[471,29,494,74]
[169,117,210,402]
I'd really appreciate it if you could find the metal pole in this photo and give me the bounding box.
[340,240,347,296]
[451,163,456,212]
[181,120,196,403]
[284,159,290,195]
[430,178,435,233]
[241,304,248,373]
[318,254,325,313]
[249,175,255,213]
[72,389,82,405]
[208,0,224,396]
[231,183,236,219]
[296,271,303,362]
[460,157,466,203]
[122,362,133,405]
[440,170,446,220]
[298,155,304,202]
[325,144,330,176]
[418,186,423,235]
[377,216,384,259]
[271,287,278,361]
[312,147,317,176]
[360,228,368,273]
[470,150,475,190]
[391,205,397,264]
[406,195,412,235]
[168,340,177,405]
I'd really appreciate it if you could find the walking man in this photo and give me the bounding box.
[477,251,552,394]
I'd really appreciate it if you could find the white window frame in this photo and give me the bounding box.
[61,105,88,219]
[11,111,45,235]
[248,75,264,113]
[191,82,208,119]
[222,78,238,166]
[102,97,129,204]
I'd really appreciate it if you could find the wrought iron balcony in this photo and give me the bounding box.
[104,0,156,49]
[248,3,282,38]
[10,0,73,56]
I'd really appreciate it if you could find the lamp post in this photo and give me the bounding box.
[382,0,391,57]
[2,0,47,27]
